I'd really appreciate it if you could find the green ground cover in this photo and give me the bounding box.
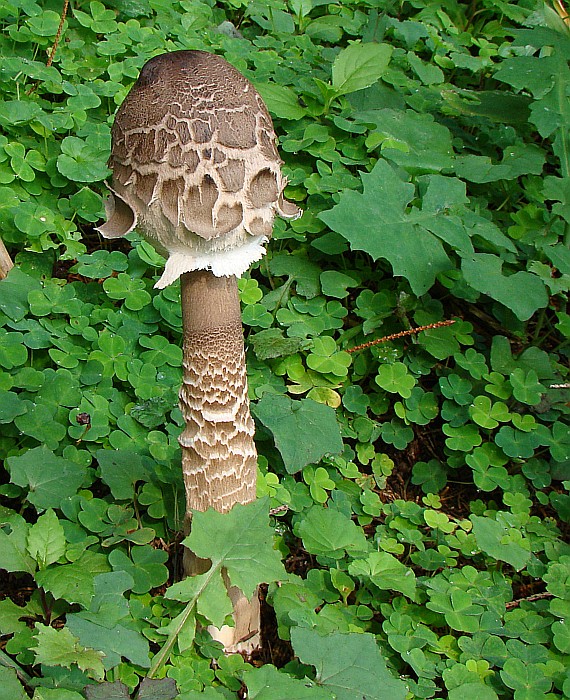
[0,0,568,698]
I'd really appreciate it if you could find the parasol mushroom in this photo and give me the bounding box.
[97,50,300,651]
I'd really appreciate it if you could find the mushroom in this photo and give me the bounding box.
[97,50,300,651]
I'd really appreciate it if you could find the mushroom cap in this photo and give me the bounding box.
[97,50,300,288]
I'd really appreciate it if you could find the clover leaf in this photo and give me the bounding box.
[376,361,416,398]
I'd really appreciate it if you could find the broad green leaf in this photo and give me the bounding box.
[36,551,111,609]
[349,551,416,599]
[0,100,42,126]
[255,83,306,119]
[137,678,178,700]
[243,664,332,699]
[165,569,233,629]
[7,447,87,511]
[442,88,531,123]
[0,598,35,636]
[319,270,359,299]
[0,666,28,700]
[294,506,368,559]
[27,509,66,570]
[33,624,105,680]
[455,144,545,183]
[96,449,152,500]
[356,108,455,171]
[320,160,451,295]
[471,515,530,571]
[269,253,321,298]
[332,42,393,96]
[0,514,35,574]
[249,328,304,360]
[461,253,548,321]
[254,394,343,473]
[67,612,150,670]
[291,628,407,700]
[183,499,286,597]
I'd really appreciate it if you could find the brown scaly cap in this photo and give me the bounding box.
[97,50,301,288]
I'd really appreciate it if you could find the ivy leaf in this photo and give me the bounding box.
[269,253,321,299]
[33,624,105,680]
[294,506,368,559]
[332,42,393,96]
[461,253,548,321]
[96,449,152,500]
[471,515,530,571]
[320,160,451,295]
[249,328,304,360]
[7,447,87,511]
[291,628,407,700]
[183,499,286,598]
[349,551,416,599]
[243,664,332,699]
[455,144,545,183]
[254,395,343,473]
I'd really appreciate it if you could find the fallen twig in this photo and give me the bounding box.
[26,0,69,94]
[347,319,457,353]
[505,592,554,610]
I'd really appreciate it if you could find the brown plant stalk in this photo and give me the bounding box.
[347,319,457,353]
[26,0,69,95]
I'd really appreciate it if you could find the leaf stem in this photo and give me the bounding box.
[146,562,220,679]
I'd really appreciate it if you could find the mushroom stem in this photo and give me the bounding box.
[0,238,14,280]
[179,270,257,515]
[179,270,260,651]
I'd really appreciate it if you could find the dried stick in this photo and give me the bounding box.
[47,0,70,68]
[347,319,456,353]
[505,592,554,610]
[26,0,69,94]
